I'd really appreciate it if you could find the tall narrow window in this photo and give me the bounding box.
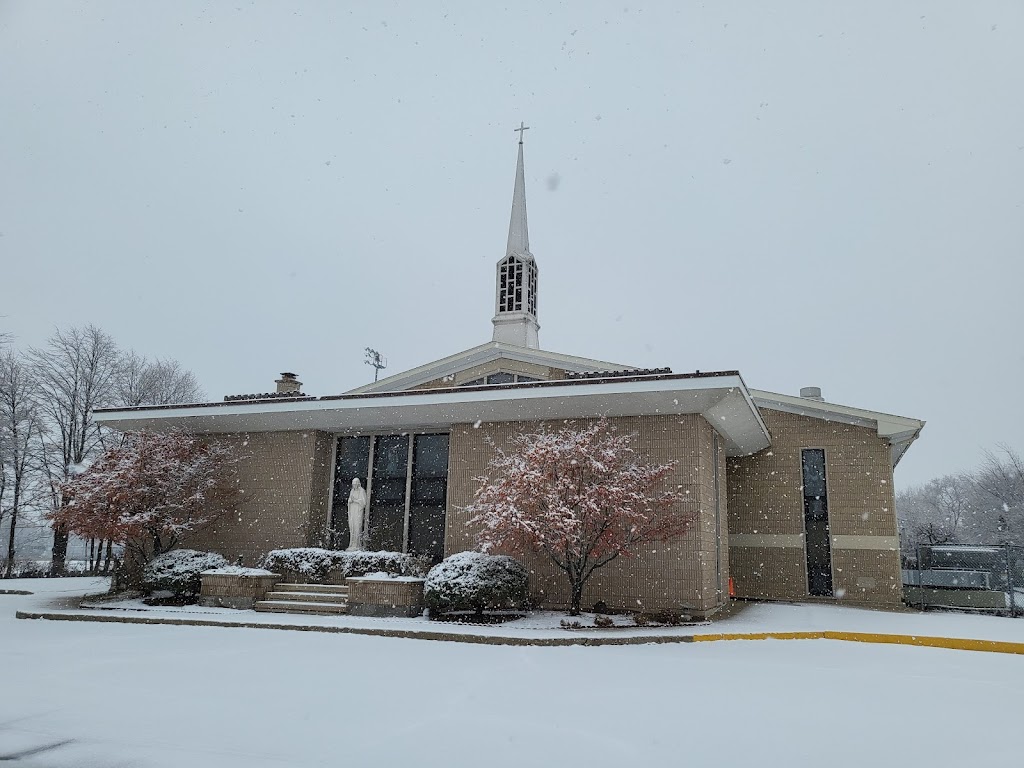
[367,435,409,551]
[330,436,371,549]
[713,433,723,599]
[801,449,833,597]
[408,434,450,561]
[527,262,538,315]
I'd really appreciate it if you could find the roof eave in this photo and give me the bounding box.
[94,372,771,458]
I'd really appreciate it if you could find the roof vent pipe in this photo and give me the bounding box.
[800,386,823,401]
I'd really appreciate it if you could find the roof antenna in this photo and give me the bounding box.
[364,348,387,382]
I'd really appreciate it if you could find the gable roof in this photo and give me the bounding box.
[345,341,634,394]
[750,389,925,466]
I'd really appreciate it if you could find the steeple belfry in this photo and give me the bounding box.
[492,123,540,349]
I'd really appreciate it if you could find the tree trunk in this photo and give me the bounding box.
[88,538,96,574]
[50,525,69,576]
[569,579,584,616]
[117,548,144,592]
[103,540,113,575]
[4,507,18,579]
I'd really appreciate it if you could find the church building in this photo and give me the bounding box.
[94,132,924,617]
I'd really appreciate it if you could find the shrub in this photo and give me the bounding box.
[424,551,529,617]
[647,610,688,626]
[560,619,584,630]
[345,551,431,578]
[262,548,338,581]
[261,548,430,582]
[633,612,650,627]
[142,549,229,597]
[593,614,614,628]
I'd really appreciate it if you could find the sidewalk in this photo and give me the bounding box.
[8,577,1024,651]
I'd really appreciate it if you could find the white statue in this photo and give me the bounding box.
[347,478,368,551]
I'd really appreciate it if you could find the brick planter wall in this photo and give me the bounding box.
[346,577,425,617]
[200,572,282,609]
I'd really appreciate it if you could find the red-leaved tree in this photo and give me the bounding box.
[466,420,691,614]
[52,430,240,583]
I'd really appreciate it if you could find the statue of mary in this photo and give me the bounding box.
[347,478,368,551]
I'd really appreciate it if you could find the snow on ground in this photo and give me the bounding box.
[64,586,1024,643]
[2,578,1023,767]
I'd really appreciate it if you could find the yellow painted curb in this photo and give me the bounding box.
[690,630,1024,656]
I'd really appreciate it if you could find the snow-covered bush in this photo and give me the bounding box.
[142,549,228,597]
[346,550,431,578]
[424,551,529,617]
[262,548,338,581]
[261,548,430,582]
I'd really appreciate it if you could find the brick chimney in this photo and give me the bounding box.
[275,372,302,394]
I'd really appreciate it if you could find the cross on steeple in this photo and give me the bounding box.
[514,121,530,144]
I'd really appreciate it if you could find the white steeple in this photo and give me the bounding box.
[492,123,540,349]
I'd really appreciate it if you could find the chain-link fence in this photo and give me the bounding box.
[903,544,1024,615]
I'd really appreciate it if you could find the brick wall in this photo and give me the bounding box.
[185,431,332,566]
[445,414,727,615]
[726,409,901,606]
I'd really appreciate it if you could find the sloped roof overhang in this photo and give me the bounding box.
[750,389,925,467]
[94,371,771,457]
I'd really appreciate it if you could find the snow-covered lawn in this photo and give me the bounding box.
[61,582,1024,644]
[2,578,1023,767]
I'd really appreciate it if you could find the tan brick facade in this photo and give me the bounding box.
[185,431,333,567]
[181,407,902,613]
[726,409,902,607]
[444,415,728,616]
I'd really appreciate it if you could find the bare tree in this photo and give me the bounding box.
[897,473,978,552]
[116,352,204,407]
[0,350,41,577]
[28,325,120,575]
[974,445,1024,544]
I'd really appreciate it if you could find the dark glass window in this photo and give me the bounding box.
[408,434,450,562]
[331,436,371,549]
[713,433,723,598]
[486,372,516,385]
[801,449,833,597]
[461,378,485,387]
[367,435,409,551]
[332,433,451,558]
[516,375,539,383]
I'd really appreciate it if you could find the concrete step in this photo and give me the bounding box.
[274,583,349,595]
[264,590,349,604]
[254,600,349,615]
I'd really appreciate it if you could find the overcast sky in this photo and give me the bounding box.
[1,1,1021,489]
